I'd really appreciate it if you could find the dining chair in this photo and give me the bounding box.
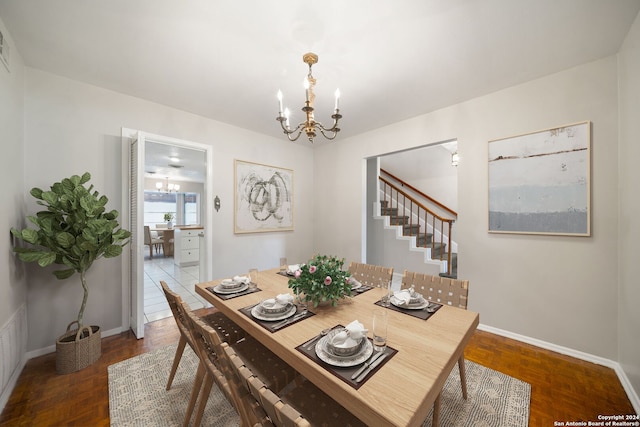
[144,225,163,258]
[159,281,246,392]
[347,261,394,287]
[225,343,367,427]
[184,308,249,427]
[400,270,471,425]
[149,228,164,254]
[183,307,299,427]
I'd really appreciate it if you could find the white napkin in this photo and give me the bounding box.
[286,264,300,274]
[347,277,362,288]
[233,275,250,284]
[262,293,293,308]
[393,289,424,306]
[331,320,368,347]
[393,290,413,306]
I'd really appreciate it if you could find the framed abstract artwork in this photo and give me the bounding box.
[234,160,293,233]
[488,121,591,236]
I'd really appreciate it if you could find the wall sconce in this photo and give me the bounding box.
[214,195,221,212]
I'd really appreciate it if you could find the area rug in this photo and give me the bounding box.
[421,360,531,427]
[108,344,530,427]
[108,345,238,426]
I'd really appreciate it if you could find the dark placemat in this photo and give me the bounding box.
[239,304,315,333]
[277,271,293,278]
[373,299,442,320]
[351,285,374,295]
[296,325,397,390]
[206,284,261,300]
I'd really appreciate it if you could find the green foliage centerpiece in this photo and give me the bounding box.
[287,254,352,307]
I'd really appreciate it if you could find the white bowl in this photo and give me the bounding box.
[326,329,364,357]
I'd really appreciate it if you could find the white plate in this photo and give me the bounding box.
[390,296,429,310]
[315,335,373,367]
[350,282,362,290]
[251,303,296,321]
[213,283,249,294]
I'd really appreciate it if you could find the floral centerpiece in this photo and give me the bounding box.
[287,254,352,307]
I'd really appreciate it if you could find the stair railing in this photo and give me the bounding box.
[379,173,456,276]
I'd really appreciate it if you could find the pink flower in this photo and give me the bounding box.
[309,265,317,274]
[324,276,332,286]
[294,269,302,278]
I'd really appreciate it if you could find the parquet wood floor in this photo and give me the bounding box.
[0,313,635,426]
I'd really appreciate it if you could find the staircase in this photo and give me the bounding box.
[379,169,458,278]
[380,201,457,278]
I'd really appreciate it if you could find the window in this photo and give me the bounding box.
[144,191,199,226]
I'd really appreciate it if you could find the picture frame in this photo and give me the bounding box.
[234,159,293,233]
[488,121,591,236]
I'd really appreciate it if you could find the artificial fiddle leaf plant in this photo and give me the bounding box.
[11,172,131,327]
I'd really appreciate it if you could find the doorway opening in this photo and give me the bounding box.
[121,129,214,338]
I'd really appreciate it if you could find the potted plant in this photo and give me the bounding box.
[163,212,174,228]
[11,172,131,374]
[287,254,352,307]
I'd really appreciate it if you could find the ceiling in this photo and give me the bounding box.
[1,0,639,150]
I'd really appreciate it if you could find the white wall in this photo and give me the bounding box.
[0,16,27,411]
[315,56,620,361]
[618,11,640,403]
[23,68,316,351]
[380,144,458,212]
[0,15,25,336]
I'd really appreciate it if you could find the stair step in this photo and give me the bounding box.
[416,233,434,245]
[389,216,410,225]
[381,207,398,216]
[402,224,421,235]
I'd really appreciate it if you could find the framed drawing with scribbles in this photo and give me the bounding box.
[488,121,591,236]
[234,160,294,233]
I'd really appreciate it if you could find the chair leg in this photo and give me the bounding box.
[183,361,207,427]
[433,392,441,427]
[149,245,153,258]
[166,336,187,390]
[458,356,468,400]
[192,373,214,427]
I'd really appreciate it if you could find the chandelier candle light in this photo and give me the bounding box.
[276,52,342,143]
[156,177,180,193]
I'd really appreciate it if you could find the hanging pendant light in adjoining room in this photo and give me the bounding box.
[276,52,342,143]
[156,177,180,193]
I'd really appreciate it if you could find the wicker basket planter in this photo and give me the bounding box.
[55,321,101,374]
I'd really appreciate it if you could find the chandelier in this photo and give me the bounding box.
[276,52,342,143]
[156,177,180,193]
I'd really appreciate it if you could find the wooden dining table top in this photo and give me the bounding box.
[195,268,479,427]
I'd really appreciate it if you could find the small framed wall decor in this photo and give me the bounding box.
[488,121,591,236]
[234,159,293,233]
[0,28,9,71]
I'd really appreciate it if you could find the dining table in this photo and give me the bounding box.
[151,228,174,257]
[195,267,479,427]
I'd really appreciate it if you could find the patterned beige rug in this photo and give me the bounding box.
[108,344,530,426]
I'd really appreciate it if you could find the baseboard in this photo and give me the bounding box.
[25,325,126,359]
[478,323,640,414]
[0,355,26,415]
[0,304,28,414]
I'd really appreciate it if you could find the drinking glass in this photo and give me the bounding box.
[379,279,392,307]
[372,309,388,352]
[248,268,258,290]
[279,257,288,273]
[295,288,307,315]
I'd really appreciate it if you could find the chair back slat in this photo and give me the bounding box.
[401,270,469,309]
[347,262,394,287]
